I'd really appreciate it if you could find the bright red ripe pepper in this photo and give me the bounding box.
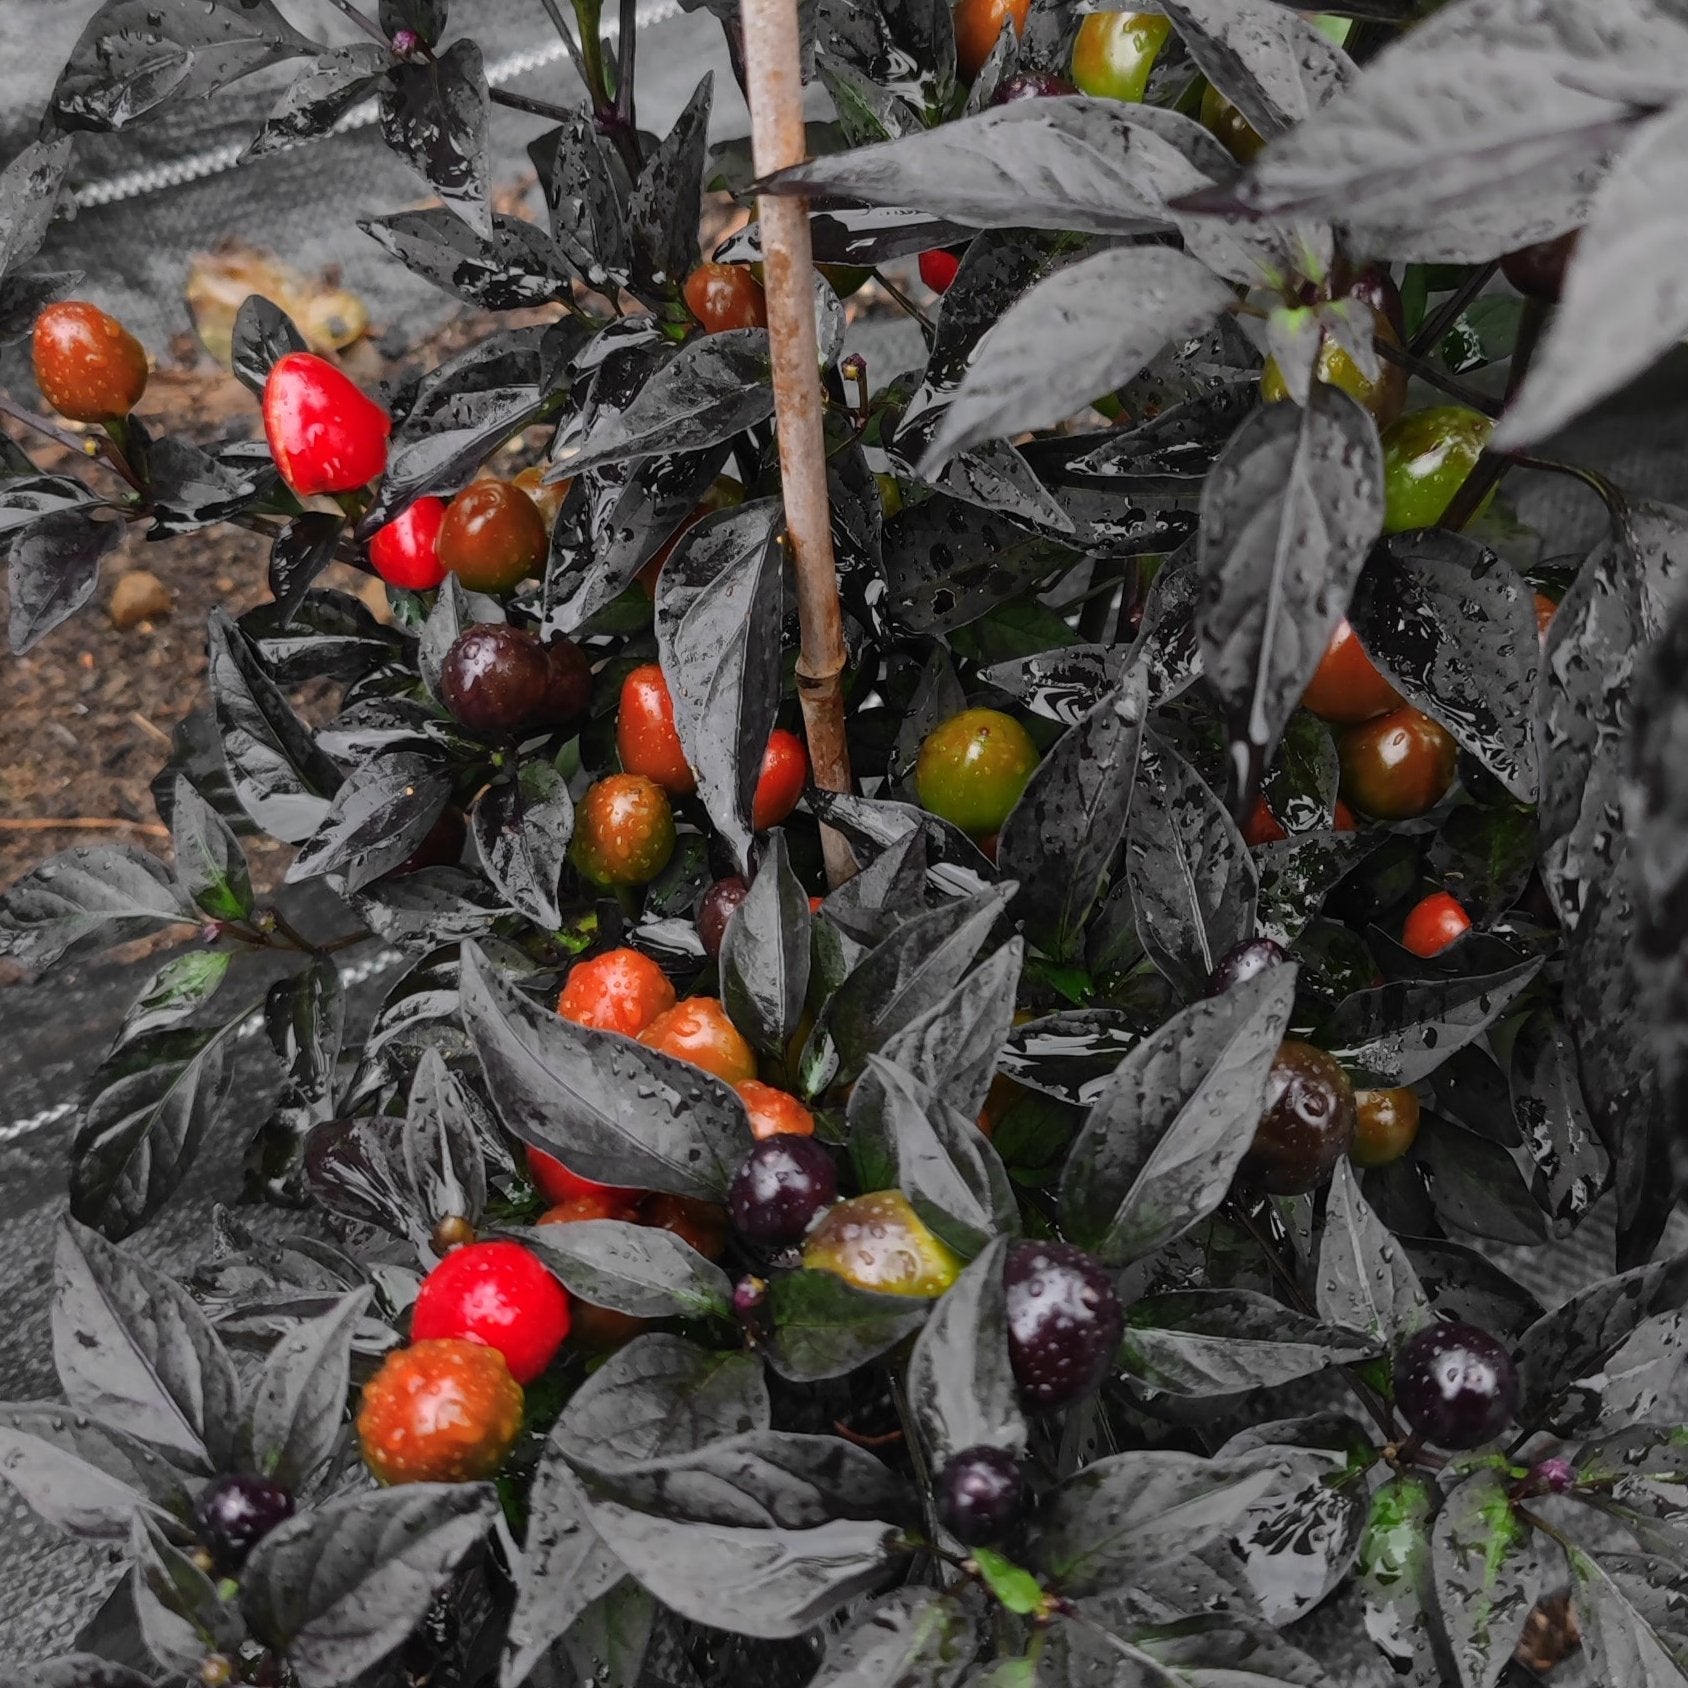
[1401,891,1471,958]
[262,351,390,497]
[368,495,447,589]
[753,729,809,830]
[920,250,962,294]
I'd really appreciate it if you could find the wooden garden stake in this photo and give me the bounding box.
[740,0,857,888]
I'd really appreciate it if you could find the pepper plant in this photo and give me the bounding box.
[5,0,1688,1686]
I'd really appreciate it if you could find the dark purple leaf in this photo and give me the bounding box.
[469,760,574,929]
[1196,385,1384,805]
[246,43,392,159]
[287,749,452,893]
[1059,966,1295,1263]
[361,207,574,310]
[7,508,122,654]
[51,1,313,131]
[1348,533,1540,803]
[1126,735,1259,998]
[654,499,785,870]
[380,39,492,237]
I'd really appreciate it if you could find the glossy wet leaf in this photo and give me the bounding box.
[0,845,186,976]
[130,1511,239,1674]
[51,1216,240,1473]
[143,436,266,536]
[629,75,713,299]
[905,1238,1024,1466]
[878,937,1022,1120]
[1569,1547,1688,1688]
[70,1022,236,1243]
[470,759,573,930]
[1498,101,1688,449]
[242,1286,370,1493]
[8,506,123,655]
[577,1491,897,1641]
[1060,966,1294,1263]
[1196,385,1384,803]
[1202,0,1688,260]
[532,110,632,290]
[997,672,1147,963]
[504,1457,622,1688]
[207,608,342,844]
[555,436,731,630]
[764,97,1215,239]
[1033,1452,1282,1594]
[1508,1009,1611,1231]
[265,511,345,627]
[168,774,252,923]
[52,1,314,130]
[117,951,233,1044]
[503,1220,731,1321]
[809,1589,978,1688]
[721,830,812,1057]
[808,884,1014,1090]
[880,493,1076,636]
[763,1270,932,1383]
[248,42,392,158]
[1356,1472,1438,1683]
[849,1055,1015,1256]
[574,1426,906,1534]
[1514,1254,1688,1427]
[288,749,452,893]
[1413,1112,1550,1246]
[1126,736,1259,998]
[655,499,785,871]
[1121,1288,1376,1395]
[362,206,573,310]
[1263,713,1340,836]
[1325,958,1542,1085]
[381,39,491,237]
[0,1404,191,1540]
[555,1337,769,1469]
[1430,1468,1546,1688]
[228,293,305,397]
[242,1484,497,1688]
[1402,1237,1544,1342]
[1161,0,1352,139]
[998,1009,1144,1105]
[1349,533,1540,802]
[922,248,1235,467]
[1318,1156,1431,1345]
[562,331,774,473]
[460,941,752,1200]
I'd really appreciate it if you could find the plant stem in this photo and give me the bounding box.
[325,0,391,49]
[539,0,596,92]
[573,0,612,113]
[741,0,857,887]
[1440,295,1548,532]
[616,0,639,134]
[1374,339,1501,417]
[1408,261,1498,358]
[489,87,579,124]
[267,907,320,954]
[0,393,142,491]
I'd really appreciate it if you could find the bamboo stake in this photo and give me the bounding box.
[740,0,857,888]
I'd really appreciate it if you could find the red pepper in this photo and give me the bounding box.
[919,249,962,294]
[262,351,390,497]
[368,495,447,589]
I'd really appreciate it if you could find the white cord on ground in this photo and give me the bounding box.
[74,0,689,210]
[0,944,404,1147]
